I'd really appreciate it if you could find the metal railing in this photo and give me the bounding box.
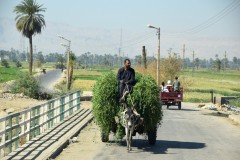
[0,91,81,158]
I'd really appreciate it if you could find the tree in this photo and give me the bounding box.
[57,55,65,69]
[16,61,22,68]
[14,0,46,74]
[214,59,221,71]
[195,58,200,69]
[1,59,10,68]
[233,57,239,70]
[35,51,45,63]
[161,54,182,82]
[68,52,76,90]
[34,59,42,68]
[135,55,142,66]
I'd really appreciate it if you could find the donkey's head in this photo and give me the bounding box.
[122,106,137,128]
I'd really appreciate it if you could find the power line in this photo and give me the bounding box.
[164,0,240,35]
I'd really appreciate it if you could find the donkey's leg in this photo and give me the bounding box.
[129,127,134,151]
[125,127,129,151]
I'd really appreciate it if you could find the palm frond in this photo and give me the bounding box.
[14,0,46,38]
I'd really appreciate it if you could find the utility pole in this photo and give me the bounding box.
[168,48,172,57]
[148,24,160,86]
[142,46,147,69]
[58,35,71,90]
[224,51,227,71]
[119,28,122,66]
[157,28,160,86]
[192,51,195,77]
[182,44,185,70]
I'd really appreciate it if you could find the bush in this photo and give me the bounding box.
[16,61,22,68]
[92,72,163,139]
[130,75,163,131]
[229,98,240,108]
[92,72,119,136]
[10,73,48,99]
[1,59,10,68]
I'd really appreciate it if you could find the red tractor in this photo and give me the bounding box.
[160,86,183,110]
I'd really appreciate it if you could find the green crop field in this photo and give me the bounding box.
[72,68,240,103]
[72,69,114,91]
[181,69,240,103]
[0,67,23,83]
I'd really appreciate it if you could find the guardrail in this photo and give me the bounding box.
[0,91,81,158]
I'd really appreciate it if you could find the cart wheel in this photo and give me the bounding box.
[147,128,157,145]
[178,102,182,110]
[101,132,109,142]
[166,103,169,109]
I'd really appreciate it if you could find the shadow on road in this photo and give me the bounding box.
[115,139,206,154]
[165,108,199,112]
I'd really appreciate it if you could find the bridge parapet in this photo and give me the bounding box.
[0,91,81,158]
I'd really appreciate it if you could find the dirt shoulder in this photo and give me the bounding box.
[0,93,47,117]
[56,101,105,160]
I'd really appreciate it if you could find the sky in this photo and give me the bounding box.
[0,0,240,59]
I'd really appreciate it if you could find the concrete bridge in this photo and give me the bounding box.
[0,91,93,160]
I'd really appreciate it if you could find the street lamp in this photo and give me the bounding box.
[58,35,71,90]
[147,24,160,86]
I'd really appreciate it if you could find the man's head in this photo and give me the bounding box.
[124,58,131,69]
[175,76,178,80]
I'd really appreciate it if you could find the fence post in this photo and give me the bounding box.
[77,91,81,110]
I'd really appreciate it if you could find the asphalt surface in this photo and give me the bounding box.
[92,103,240,160]
[37,69,62,93]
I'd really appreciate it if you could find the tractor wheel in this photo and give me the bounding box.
[147,128,157,145]
[178,102,182,110]
[101,132,109,142]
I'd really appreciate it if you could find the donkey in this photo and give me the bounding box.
[121,104,140,151]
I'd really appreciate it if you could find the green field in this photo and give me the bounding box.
[73,69,113,80]
[0,67,23,83]
[181,69,240,103]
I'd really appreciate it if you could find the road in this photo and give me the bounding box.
[56,103,240,160]
[37,69,63,93]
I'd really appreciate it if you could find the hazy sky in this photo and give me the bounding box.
[0,0,240,59]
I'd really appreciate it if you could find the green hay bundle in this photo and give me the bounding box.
[92,72,163,138]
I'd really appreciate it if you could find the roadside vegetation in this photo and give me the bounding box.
[229,98,240,108]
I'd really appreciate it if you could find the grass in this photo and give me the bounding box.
[181,69,240,103]
[71,69,114,91]
[0,67,23,83]
[0,60,47,83]
[73,69,113,81]
[73,80,96,91]
[228,98,240,108]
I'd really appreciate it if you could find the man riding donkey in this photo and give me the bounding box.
[116,58,142,151]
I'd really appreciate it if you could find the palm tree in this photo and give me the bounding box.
[14,0,46,74]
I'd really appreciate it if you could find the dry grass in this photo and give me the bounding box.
[73,80,96,91]
[73,69,102,76]
[184,92,223,103]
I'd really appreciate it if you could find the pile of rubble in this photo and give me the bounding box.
[0,92,29,99]
[199,104,240,115]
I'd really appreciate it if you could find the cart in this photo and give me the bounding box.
[161,86,183,109]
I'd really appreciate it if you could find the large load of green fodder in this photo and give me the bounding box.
[92,72,163,140]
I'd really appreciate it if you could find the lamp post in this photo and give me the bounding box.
[58,35,71,90]
[148,24,160,86]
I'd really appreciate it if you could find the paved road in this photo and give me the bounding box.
[37,69,63,93]
[57,103,240,160]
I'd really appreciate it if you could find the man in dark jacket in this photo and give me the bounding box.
[117,59,135,101]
